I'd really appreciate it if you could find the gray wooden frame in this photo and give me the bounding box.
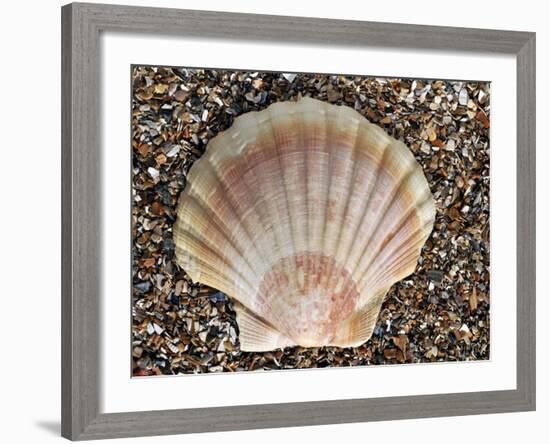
[61,2,536,440]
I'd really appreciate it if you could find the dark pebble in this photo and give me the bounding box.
[167,291,179,304]
[154,359,167,368]
[449,331,457,344]
[162,237,175,254]
[427,269,444,283]
[209,291,227,303]
[137,356,151,369]
[134,281,152,293]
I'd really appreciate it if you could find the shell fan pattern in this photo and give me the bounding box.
[174,97,435,351]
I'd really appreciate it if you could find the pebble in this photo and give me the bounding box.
[282,73,297,83]
[459,88,469,106]
[147,167,159,179]
[427,269,444,283]
[209,292,227,303]
[445,139,456,151]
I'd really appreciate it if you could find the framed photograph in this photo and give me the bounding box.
[61,2,536,440]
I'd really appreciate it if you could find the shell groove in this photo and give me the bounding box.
[174,97,435,351]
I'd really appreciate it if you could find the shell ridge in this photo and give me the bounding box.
[356,193,434,292]
[189,111,279,280]
[364,218,434,292]
[323,116,362,297]
[238,286,298,345]
[201,151,269,268]
[331,127,392,313]
[294,102,312,294]
[309,103,331,300]
[349,159,422,285]
[173,247,237,296]
[228,110,296,312]
[205,139,281,277]
[328,114,364,265]
[367,246,424,295]
[372,243,425,288]
[175,173,268,298]
[174,224,257,297]
[302,107,311,296]
[227,108,299,318]
[234,302,295,351]
[353,292,385,339]
[287,101,311,296]
[334,290,385,346]
[181,189,267,284]
[340,133,393,288]
[237,113,288,265]
[202,110,297,312]
[179,138,290,314]
[265,105,302,297]
[357,191,433,284]
[184,155,205,185]
[362,231,432,296]
[318,111,358,293]
[316,103,337,296]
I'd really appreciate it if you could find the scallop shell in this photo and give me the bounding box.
[174,97,435,351]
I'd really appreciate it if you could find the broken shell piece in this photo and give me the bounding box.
[174,98,435,351]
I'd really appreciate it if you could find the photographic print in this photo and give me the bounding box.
[131,67,490,376]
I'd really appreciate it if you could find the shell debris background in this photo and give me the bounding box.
[131,67,490,375]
